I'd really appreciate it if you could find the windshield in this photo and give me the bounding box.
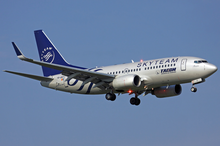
[194,60,208,63]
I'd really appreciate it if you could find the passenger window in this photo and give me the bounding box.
[150,67,152,69]
[122,71,124,73]
[139,68,141,71]
[148,67,149,70]
[153,66,155,69]
[156,66,158,68]
[171,64,172,66]
[136,69,138,71]
[159,66,161,68]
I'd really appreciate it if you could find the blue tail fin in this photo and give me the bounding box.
[34,30,86,77]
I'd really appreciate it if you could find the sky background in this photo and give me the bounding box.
[1,0,220,146]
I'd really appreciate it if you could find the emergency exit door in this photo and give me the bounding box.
[181,59,187,71]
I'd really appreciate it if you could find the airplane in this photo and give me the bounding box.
[4,30,218,106]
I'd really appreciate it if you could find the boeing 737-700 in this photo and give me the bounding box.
[4,30,218,106]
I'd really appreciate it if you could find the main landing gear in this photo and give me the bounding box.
[130,97,140,106]
[105,92,141,106]
[130,93,141,106]
[105,93,116,101]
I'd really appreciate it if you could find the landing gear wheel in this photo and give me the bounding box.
[105,93,116,101]
[135,98,140,106]
[130,97,141,106]
[130,97,136,105]
[191,87,197,92]
[110,94,116,101]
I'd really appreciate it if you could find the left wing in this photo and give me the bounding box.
[9,42,115,87]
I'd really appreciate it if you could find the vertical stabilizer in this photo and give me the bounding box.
[34,30,70,76]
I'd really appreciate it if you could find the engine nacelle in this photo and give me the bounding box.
[152,84,182,98]
[112,74,141,90]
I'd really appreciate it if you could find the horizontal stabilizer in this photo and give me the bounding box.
[4,70,53,81]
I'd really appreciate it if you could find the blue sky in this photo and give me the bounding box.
[1,1,220,146]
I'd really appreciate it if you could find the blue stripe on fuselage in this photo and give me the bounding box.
[86,83,93,94]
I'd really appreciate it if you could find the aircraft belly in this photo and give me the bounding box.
[41,79,106,94]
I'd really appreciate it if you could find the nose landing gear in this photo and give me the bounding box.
[191,78,205,93]
[191,86,197,92]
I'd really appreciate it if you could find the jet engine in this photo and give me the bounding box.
[152,84,182,98]
[112,74,141,90]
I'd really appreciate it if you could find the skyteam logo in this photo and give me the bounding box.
[40,47,55,63]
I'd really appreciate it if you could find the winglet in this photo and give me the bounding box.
[11,42,31,61]
[12,42,23,55]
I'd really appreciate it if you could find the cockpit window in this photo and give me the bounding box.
[194,60,208,63]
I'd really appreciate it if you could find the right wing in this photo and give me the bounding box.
[4,70,53,81]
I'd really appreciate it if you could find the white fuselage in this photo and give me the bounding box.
[41,56,217,95]
[6,30,217,106]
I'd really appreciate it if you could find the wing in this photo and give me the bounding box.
[4,70,53,81]
[11,42,115,87]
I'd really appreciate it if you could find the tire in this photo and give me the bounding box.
[110,94,116,101]
[135,98,140,106]
[105,93,116,101]
[191,87,197,92]
[130,97,136,105]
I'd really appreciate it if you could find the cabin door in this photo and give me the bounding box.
[181,59,187,71]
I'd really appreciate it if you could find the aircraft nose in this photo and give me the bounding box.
[206,64,218,74]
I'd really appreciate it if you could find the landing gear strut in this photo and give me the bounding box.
[130,93,141,106]
[191,79,204,93]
